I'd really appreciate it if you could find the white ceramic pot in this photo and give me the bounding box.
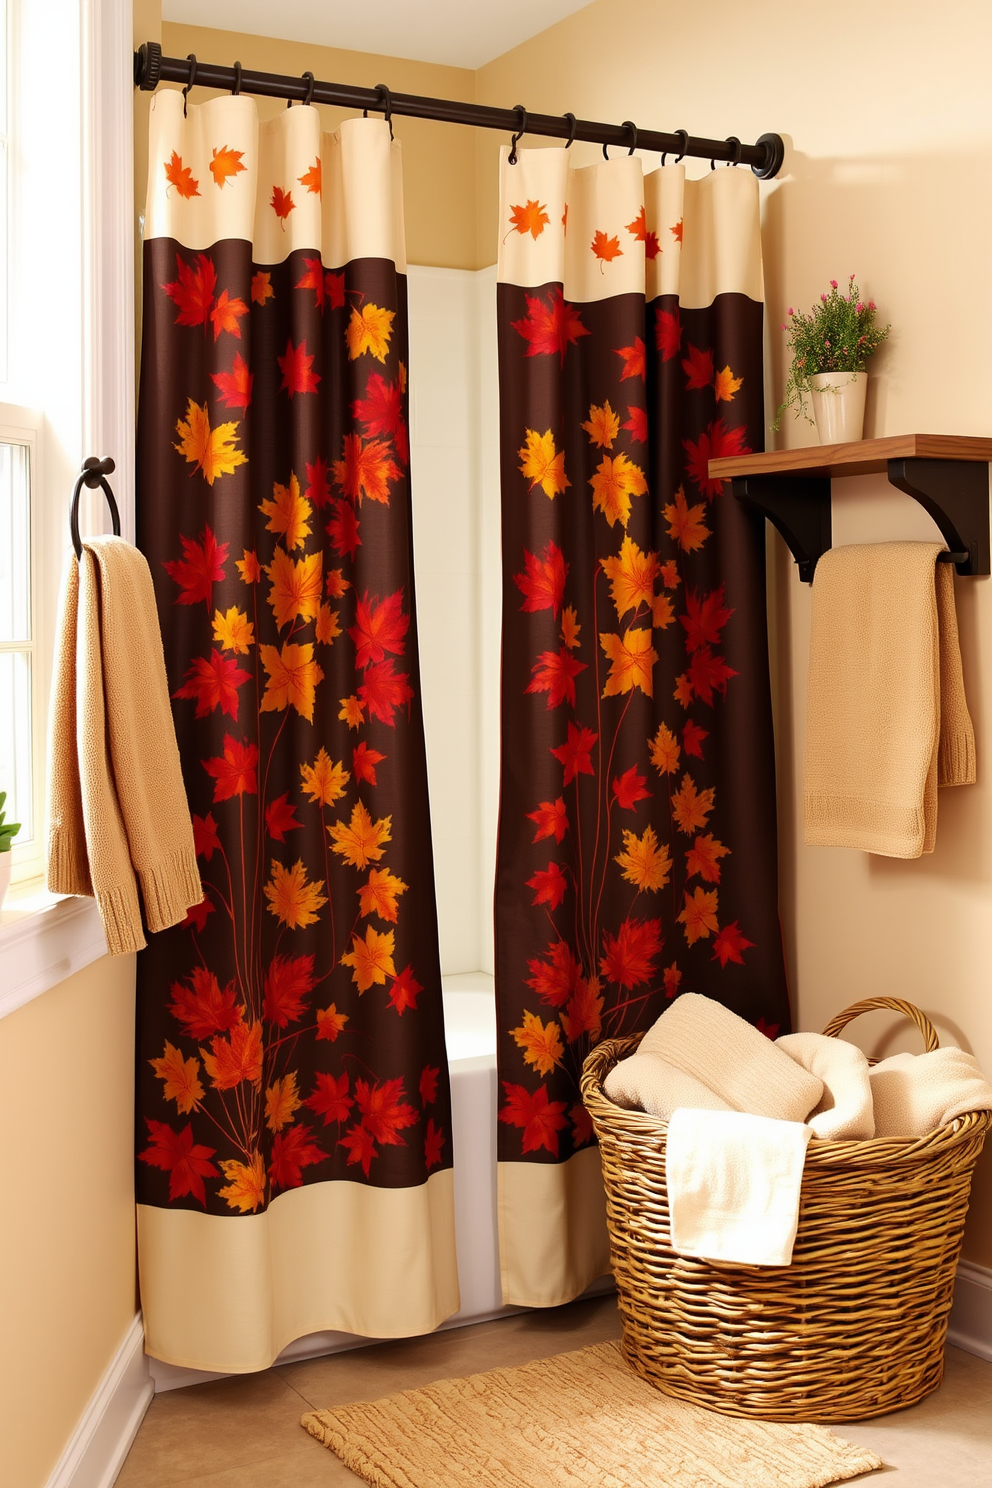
[0,850,11,910]
[809,370,867,444]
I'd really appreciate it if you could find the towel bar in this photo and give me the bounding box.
[69,456,120,559]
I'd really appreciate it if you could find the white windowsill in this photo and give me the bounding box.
[0,879,109,1020]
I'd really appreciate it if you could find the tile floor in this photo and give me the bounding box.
[116,1295,992,1486]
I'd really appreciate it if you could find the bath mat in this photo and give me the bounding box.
[301,1339,882,1487]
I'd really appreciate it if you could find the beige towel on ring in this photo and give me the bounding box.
[47,536,202,955]
[804,541,975,858]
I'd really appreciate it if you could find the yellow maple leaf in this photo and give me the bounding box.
[328,800,392,869]
[615,825,672,892]
[664,485,710,553]
[212,605,254,654]
[219,1152,266,1213]
[686,833,731,884]
[316,1002,349,1041]
[652,592,675,629]
[265,547,323,631]
[581,399,620,449]
[259,641,324,722]
[264,858,327,929]
[600,536,660,620]
[341,924,396,992]
[589,452,647,528]
[714,364,744,403]
[339,695,365,728]
[600,626,658,697]
[265,1071,302,1133]
[561,606,581,650]
[511,1009,564,1076]
[149,1041,203,1114]
[300,748,350,807]
[649,723,680,776]
[260,472,312,550]
[346,303,395,362]
[236,548,261,583]
[173,398,247,486]
[358,866,408,923]
[517,428,570,498]
[671,773,716,834]
[316,603,341,644]
[251,271,275,306]
[678,885,720,944]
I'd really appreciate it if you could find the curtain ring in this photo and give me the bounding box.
[562,111,577,149]
[375,84,394,139]
[508,104,527,165]
[182,54,197,117]
[302,70,315,107]
[725,135,743,167]
[623,120,638,155]
[673,129,689,163]
[231,60,242,96]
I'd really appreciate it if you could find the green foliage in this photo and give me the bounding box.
[774,275,890,430]
[0,790,21,852]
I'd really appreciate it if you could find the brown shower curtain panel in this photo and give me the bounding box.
[495,149,789,1305]
[135,91,457,1371]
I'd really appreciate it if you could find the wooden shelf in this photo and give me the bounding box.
[710,434,992,483]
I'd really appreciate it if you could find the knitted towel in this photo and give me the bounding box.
[776,1032,875,1141]
[804,542,975,858]
[869,1046,992,1139]
[47,537,202,955]
[603,1053,734,1120]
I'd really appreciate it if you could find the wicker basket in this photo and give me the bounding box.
[580,997,990,1422]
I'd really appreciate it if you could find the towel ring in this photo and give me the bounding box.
[70,457,120,560]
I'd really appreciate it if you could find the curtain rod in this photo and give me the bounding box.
[133,42,785,180]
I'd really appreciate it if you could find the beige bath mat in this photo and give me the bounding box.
[301,1339,882,1487]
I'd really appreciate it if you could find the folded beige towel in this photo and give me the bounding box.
[870,1046,992,1139]
[47,537,202,955]
[666,1108,813,1266]
[804,542,975,858]
[604,1053,734,1120]
[776,1032,875,1141]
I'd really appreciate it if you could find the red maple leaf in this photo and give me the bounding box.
[162,252,216,328]
[663,963,683,999]
[551,722,597,785]
[305,1072,353,1126]
[325,271,345,310]
[612,764,651,809]
[424,1119,445,1169]
[525,940,583,1007]
[305,457,331,508]
[623,405,648,443]
[591,229,623,266]
[616,336,646,380]
[527,861,568,910]
[138,1119,218,1205]
[682,719,709,758]
[682,344,715,391]
[164,525,228,608]
[278,338,321,397]
[296,256,326,308]
[358,659,413,726]
[173,650,250,719]
[352,374,409,466]
[514,541,568,616]
[332,433,400,505]
[511,287,589,365]
[192,812,221,860]
[263,952,315,1026]
[687,645,738,705]
[756,1016,780,1040]
[681,586,734,653]
[527,797,568,844]
[327,499,361,557]
[169,966,239,1039]
[355,1077,418,1146]
[182,896,215,933]
[264,792,302,842]
[353,741,386,785]
[210,352,253,411]
[202,735,259,800]
[349,590,409,669]
[388,965,423,1015]
[600,916,663,989]
[208,289,248,341]
[269,1123,326,1190]
[525,647,587,709]
[712,920,756,968]
[339,1122,377,1176]
[683,418,750,498]
[655,308,682,361]
[270,185,295,222]
[499,1082,568,1156]
[420,1065,439,1106]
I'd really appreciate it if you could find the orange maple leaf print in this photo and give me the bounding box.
[265,547,323,629]
[714,364,744,402]
[664,485,710,553]
[264,859,327,930]
[265,1072,302,1133]
[299,157,322,194]
[686,832,731,883]
[218,1153,266,1213]
[671,217,684,245]
[615,826,671,892]
[615,336,646,380]
[332,433,400,505]
[512,1010,564,1077]
[300,748,349,807]
[259,641,324,721]
[389,966,423,1015]
[509,199,550,239]
[251,271,274,305]
[499,1082,568,1156]
[315,602,341,645]
[209,145,246,188]
[349,590,409,667]
[561,977,603,1043]
[210,352,253,412]
[150,1041,203,1114]
[261,473,312,550]
[649,723,680,776]
[600,627,658,697]
[164,151,200,199]
[664,962,682,999]
[601,536,660,620]
[339,694,365,729]
[678,885,720,944]
[671,773,716,834]
[316,1002,348,1041]
[174,399,247,485]
[296,256,328,309]
[561,606,581,650]
[589,452,647,528]
[346,303,395,362]
[581,400,620,450]
[625,206,660,258]
[342,925,397,993]
[278,339,321,397]
[212,605,254,654]
[517,429,569,498]
[353,741,385,785]
[209,289,249,341]
[328,800,392,869]
[358,867,408,923]
[652,593,675,629]
[271,185,295,222]
[591,229,623,268]
[200,1018,264,1089]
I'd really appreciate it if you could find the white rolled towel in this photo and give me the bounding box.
[776,1031,875,1141]
[870,1046,992,1138]
[604,1053,733,1120]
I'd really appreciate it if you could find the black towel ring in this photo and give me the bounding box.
[673,129,689,163]
[623,120,638,155]
[562,111,577,149]
[182,54,196,116]
[70,457,119,561]
[508,105,527,165]
[231,60,242,96]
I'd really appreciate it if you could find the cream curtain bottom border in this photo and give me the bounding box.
[498,1148,612,1308]
[137,1168,459,1375]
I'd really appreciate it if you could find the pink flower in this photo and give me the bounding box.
[868,299,876,310]
[821,293,828,303]
[830,279,838,289]
[849,272,856,280]
[856,302,864,312]
[824,338,831,347]
[787,307,794,316]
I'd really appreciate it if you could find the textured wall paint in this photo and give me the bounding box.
[0,955,138,1488]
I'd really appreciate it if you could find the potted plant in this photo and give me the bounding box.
[0,790,21,908]
[774,275,890,442]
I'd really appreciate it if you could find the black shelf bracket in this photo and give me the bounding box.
[732,475,831,584]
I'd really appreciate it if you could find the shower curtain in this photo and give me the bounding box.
[495,148,789,1306]
[135,90,457,1371]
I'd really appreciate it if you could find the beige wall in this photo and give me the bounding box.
[478,0,992,1265]
[0,955,138,1488]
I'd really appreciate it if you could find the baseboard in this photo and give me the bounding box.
[947,1260,992,1363]
[45,1313,153,1488]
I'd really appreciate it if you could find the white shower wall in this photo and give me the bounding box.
[407,265,501,978]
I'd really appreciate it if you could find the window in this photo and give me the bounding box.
[0,415,41,879]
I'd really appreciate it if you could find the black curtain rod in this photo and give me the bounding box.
[133,42,785,180]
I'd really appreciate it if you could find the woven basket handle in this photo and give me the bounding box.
[821,996,939,1052]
